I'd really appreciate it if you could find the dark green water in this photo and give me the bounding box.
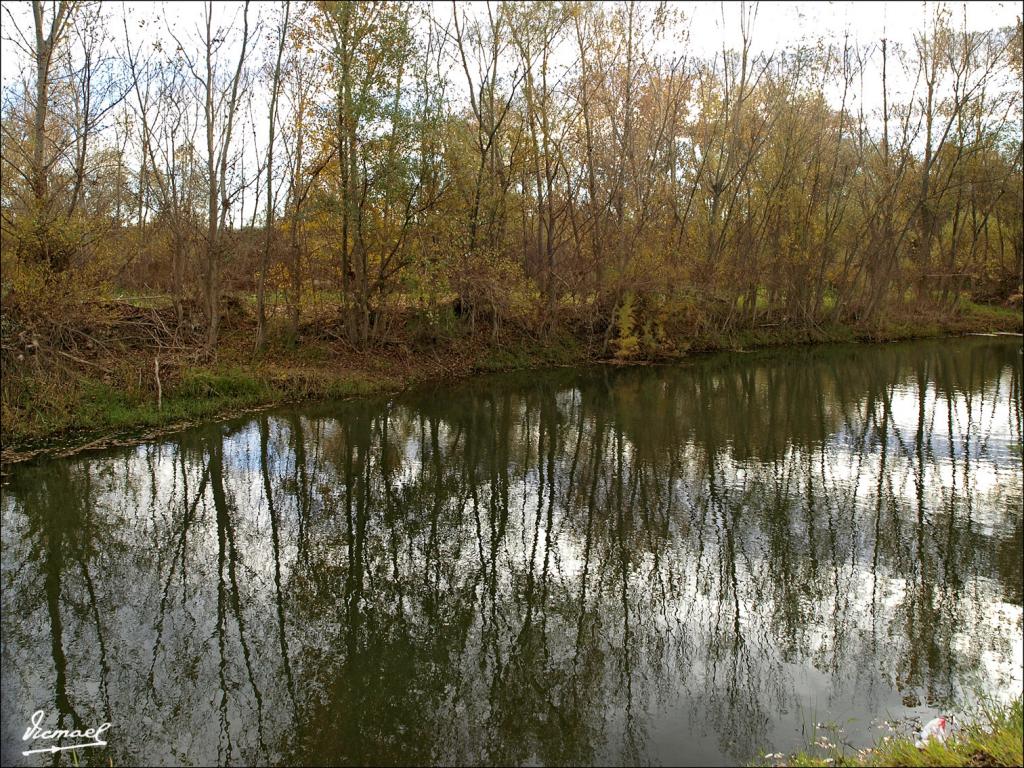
[1,337,1021,767]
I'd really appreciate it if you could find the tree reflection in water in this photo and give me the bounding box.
[1,338,1021,767]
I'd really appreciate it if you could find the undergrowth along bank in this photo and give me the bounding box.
[1,302,1020,465]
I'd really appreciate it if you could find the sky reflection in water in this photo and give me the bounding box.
[1,337,1021,766]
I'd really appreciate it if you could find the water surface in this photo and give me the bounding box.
[2,337,1022,766]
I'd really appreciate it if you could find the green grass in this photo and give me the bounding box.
[2,329,583,453]
[475,330,583,371]
[0,364,400,454]
[28,370,277,441]
[958,299,1022,325]
[753,697,1023,767]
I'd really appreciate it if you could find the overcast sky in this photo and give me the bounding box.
[3,1,1021,88]
[683,1,1019,56]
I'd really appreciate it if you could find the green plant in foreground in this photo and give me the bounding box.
[754,697,1023,767]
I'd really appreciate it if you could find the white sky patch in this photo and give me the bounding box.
[3,1,1020,91]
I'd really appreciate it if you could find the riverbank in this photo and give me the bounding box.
[1,301,1020,465]
[754,697,1023,767]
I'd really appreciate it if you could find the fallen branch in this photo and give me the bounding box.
[51,348,107,369]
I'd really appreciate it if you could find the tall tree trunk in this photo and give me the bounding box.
[257,1,290,352]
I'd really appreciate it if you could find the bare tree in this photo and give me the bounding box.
[168,0,252,350]
[255,0,290,351]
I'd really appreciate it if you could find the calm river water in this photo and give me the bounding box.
[1,337,1021,766]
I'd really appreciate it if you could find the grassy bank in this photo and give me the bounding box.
[754,697,1023,767]
[0,323,588,463]
[1,301,1020,464]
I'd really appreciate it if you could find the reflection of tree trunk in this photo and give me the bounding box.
[338,416,370,755]
[210,436,266,757]
[539,395,557,633]
[260,417,298,717]
[150,459,209,702]
[289,414,310,566]
[943,388,965,594]
[215,486,233,763]
[72,465,114,718]
[571,392,601,665]
[425,416,443,587]
[869,382,890,654]
[342,417,369,639]
[911,359,937,694]
[573,422,600,662]
[521,410,547,632]
[78,557,112,718]
[43,497,86,735]
[614,425,641,764]
[486,394,512,660]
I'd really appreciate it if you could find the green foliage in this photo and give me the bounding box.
[7,205,90,273]
[407,303,464,347]
[613,292,671,360]
[753,697,1023,767]
[613,293,641,360]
